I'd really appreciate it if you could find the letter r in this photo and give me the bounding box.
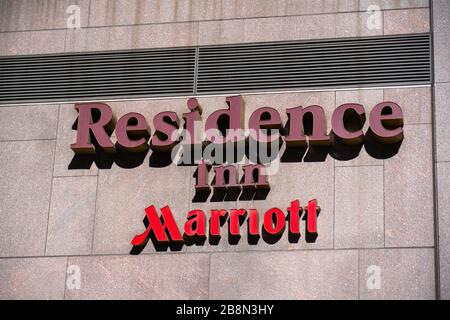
[71,103,116,154]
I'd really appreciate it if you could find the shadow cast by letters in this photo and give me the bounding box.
[130,215,183,254]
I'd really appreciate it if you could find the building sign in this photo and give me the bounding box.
[70,96,404,252]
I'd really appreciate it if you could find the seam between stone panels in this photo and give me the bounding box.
[54,105,60,140]
[383,159,386,248]
[335,164,384,168]
[106,13,112,50]
[87,0,92,28]
[0,104,66,108]
[383,89,386,248]
[43,108,59,256]
[429,0,441,300]
[0,138,57,143]
[357,249,360,300]
[188,167,192,211]
[42,149,55,255]
[241,7,245,42]
[196,18,200,47]
[0,246,435,260]
[404,122,432,127]
[53,174,99,178]
[193,47,199,95]
[52,106,62,177]
[333,91,336,250]
[0,7,431,35]
[357,0,362,22]
[89,174,100,255]
[405,121,433,125]
[63,256,69,300]
[44,173,99,179]
[208,253,212,299]
[63,20,68,52]
[0,85,431,109]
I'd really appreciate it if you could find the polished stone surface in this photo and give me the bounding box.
[46,176,97,256]
[109,23,198,50]
[335,166,384,248]
[384,8,430,34]
[65,253,209,299]
[210,250,358,299]
[336,12,383,37]
[384,87,431,125]
[198,19,244,45]
[0,29,66,55]
[0,257,67,299]
[433,0,450,83]
[53,104,98,177]
[0,0,90,32]
[0,105,58,141]
[243,15,336,43]
[0,140,54,257]
[360,0,428,10]
[359,248,435,299]
[0,0,438,299]
[384,124,434,247]
[65,28,111,53]
[435,83,450,162]
[335,89,384,167]
[93,162,192,254]
[437,162,450,299]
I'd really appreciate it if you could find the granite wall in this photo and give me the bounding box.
[0,0,443,299]
[432,0,450,300]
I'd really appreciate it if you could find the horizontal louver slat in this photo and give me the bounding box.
[0,34,430,104]
[196,34,430,94]
[0,47,196,104]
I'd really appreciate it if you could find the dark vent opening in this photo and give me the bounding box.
[0,34,431,105]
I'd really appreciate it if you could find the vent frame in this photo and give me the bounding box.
[0,33,431,105]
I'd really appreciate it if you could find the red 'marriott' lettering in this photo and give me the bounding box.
[305,199,320,242]
[131,199,321,251]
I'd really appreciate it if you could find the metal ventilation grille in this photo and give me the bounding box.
[0,34,430,104]
[197,34,431,94]
[0,47,196,103]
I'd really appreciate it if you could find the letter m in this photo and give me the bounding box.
[131,205,183,246]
